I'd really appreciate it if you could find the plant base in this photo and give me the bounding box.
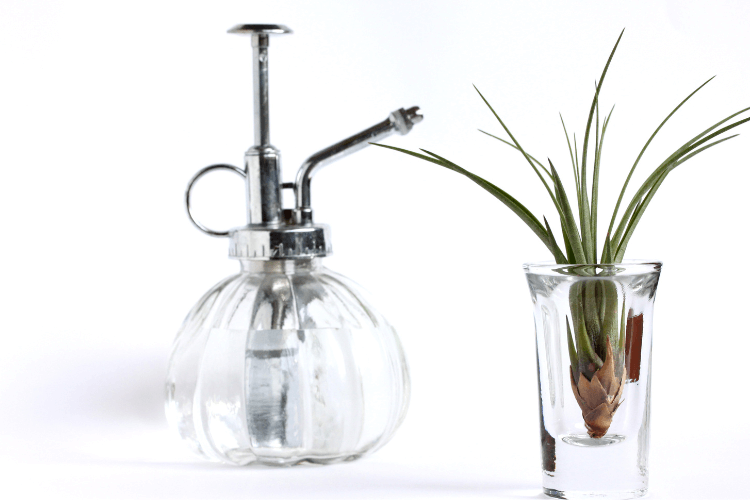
[561,434,625,447]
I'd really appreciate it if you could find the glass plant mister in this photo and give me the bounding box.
[165,24,420,466]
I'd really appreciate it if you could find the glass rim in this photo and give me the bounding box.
[523,259,662,276]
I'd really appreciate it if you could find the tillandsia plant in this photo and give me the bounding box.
[376,30,749,438]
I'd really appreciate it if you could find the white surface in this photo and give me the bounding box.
[1,1,749,498]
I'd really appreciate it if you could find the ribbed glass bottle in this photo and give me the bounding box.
[166,258,410,465]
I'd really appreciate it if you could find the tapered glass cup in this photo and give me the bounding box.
[525,261,660,499]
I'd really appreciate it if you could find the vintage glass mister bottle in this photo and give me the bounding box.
[165,24,421,466]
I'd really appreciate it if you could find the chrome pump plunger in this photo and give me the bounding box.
[185,24,423,258]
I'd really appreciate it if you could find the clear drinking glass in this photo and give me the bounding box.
[165,258,410,465]
[525,261,661,499]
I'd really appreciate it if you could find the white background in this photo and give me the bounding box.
[1,1,749,498]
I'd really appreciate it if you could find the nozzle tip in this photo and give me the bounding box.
[391,106,424,135]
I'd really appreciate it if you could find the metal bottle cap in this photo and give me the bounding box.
[185,25,422,260]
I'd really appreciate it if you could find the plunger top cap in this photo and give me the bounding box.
[228,24,293,35]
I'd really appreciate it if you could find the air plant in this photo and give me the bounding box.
[375,30,749,437]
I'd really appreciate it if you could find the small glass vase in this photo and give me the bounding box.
[524,261,661,500]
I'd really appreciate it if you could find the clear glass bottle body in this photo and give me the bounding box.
[525,262,660,500]
[166,258,410,466]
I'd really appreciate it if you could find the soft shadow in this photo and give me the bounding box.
[76,458,546,499]
[9,346,169,427]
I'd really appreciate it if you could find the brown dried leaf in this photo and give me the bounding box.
[577,372,595,408]
[596,338,617,394]
[570,366,587,411]
[625,312,644,382]
[588,373,609,405]
[569,337,628,438]
[607,375,620,399]
[584,402,615,438]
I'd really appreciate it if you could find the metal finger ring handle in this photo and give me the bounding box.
[185,164,246,237]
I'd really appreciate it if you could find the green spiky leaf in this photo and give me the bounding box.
[376,31,748,267]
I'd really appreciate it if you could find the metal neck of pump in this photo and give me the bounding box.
[239,257,321,275]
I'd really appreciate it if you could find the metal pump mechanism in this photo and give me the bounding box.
[185,24,423,259]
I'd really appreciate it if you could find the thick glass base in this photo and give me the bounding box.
[544,487,647,499]
[542,433,647,500]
